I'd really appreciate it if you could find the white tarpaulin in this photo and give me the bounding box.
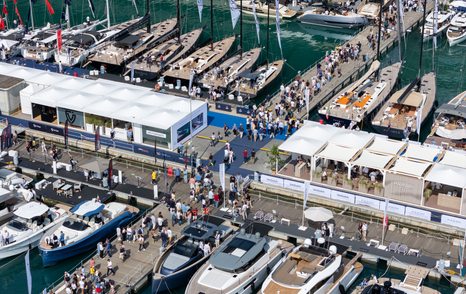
[84,98,130,118]
[304,207,333,222]
[57,92,102,110]
[293,121,344,142]
[14,202,49,219]
[440,151,466,169]
[425,164,466,188]
[402,144,440,162]
[328,131,374,149]
[366,136,406,155]
[30,87,75,108]
[317,143,360,163]
[27,72,67,86]
[389,157,432,177]
[279,136,326,157]
[352,150,394,170]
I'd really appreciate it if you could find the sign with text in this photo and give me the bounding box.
[355,196,381,210]
[441,215,466,229]
[146,130,167,138]
[308,185,331,198]
[28,121,64,136]
[283,179,305,192]
[385,202,406,216]
[260,174,284,188]
[405,206,431,221]
[331,190,355,204]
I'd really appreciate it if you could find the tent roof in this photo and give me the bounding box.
[80,81,122,96]
[366,136,407,155]
[279,136,326,157]
[425,164,466,188]
[57,92,103,110]
[27,72,67,86]
[328,130,374,149]
[317,143,360,163]
[439,151,466,169]
[107,87,149,100]
[56,76,94,90]
[402,144,441,162]
[84,98,130,118]
[294,121,345,142]
[30,87,75,108]
[352,150,394,170]
[389,157,432,177]
[141,109,185,129]
[135,92,172,107]
[117,103,157,123]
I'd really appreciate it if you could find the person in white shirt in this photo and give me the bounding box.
[215,231,221,247]
[203,242,211,256]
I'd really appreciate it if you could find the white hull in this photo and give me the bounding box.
[328,263,363,294]
[54,50,88,67]
[447,32,466,45]
[0,231,43,259]
[21,48,55,62]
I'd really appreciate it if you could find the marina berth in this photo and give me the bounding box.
[237,0,297,19]
[421,10,455,39]
[429,90,466,141]
[298,7,368,29]
[0,201,68,260]
[447,12,466,46]
[39,200,138,266]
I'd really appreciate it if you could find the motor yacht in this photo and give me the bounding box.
[318,61,402,128]
[39,200,138,266]
[151,216,234,293]
[185,225,293,294]
[298,7,368,29]
[238,0,297,19]
[447,12,466,45]
[429,90,466,141]
[0,201,68,260]
[261,241,363,294]
[0,26,26,57]
[422,10,455,39]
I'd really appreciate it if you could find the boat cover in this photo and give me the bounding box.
[14,201,49,219]
[70,201,104,217]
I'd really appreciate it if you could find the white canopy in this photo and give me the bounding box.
[425,164,466,189]
[85,98,130,118]
[30,87,74,108]
[304,207,334,222]
[57,92,102,110]
[57,76,94,90]
[80,81,122,96]
[14,201,49,219]
[402,144,440,162]
[141,109,185,130]
[389,158,432,177]
[117,103,157,123]
[366,136,407,155]
[440,151,466,169]
[0,66,41,81]
[28,72,67,86]
[352,150,394,170]
[107,87,149,101]
[328,131,374,149]
[279,136,326,157]
[136,93,173,107]
[295,121,344,142]
[317,143,360,163]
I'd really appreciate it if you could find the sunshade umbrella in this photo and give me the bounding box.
[304,207,334,222]
[79,157,108,174]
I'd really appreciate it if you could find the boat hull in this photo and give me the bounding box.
[39,211,135,266]
[298,13,368,29]
[447,31,466,45]
[0,232,43,260]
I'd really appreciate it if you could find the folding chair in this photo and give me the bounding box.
[388,242,399,252]
[263,213,274,222]
[253,210,264,221]
[397,244,409,255]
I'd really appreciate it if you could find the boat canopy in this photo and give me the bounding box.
[238,71,261,80]
[14,202,49,219]
[435,103,466,119]
[70,201,105,217]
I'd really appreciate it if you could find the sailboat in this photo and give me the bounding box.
[162,0,235,85]
[371,0,437,140]
[126,0,203,79]
[199,0,261,91]
[87,0,177,67]
[237,0,297,19]
[229,0,284,102]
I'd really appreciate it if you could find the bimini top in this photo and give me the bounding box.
[210,231,267,272]
[182,220,221,241]
[70,200,104,217]
[14,201,49,219]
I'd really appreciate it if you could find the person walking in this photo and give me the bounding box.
[242,149,248,163]
[106,259,115,276]
[362,222,368,241]
[138,235,145,252]
[251,149,256,164]
[105,239,112,257]
[97,242,104,259]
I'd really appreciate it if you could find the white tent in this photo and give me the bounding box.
[134,92,172,107]
[57,76,94,90]
[425,164,466,189]
[402,144,440,162]
[0,66,41,81]
[279,136,327,157]
[84,98,130,118]
[366,136,407,155]
[161,99,196,113]
[30,87,75,108]
[328,130,374,149]
[141,109,185,129]
[117,103,158,123]
[389,158,432,177]
[440,151,466,169]
[294,121,344,142]
[57,92,102,110]
[27,72,67,86]
[317,143,360,163]
[108,87,149,101]
[352,150,394,170]
[80,81,122,96]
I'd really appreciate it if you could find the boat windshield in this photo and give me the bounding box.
[174,241,199,258]
[63,220,89,231]
[7,219,29,231]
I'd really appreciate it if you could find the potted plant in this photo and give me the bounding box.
[423,188,432,203]
[343,177,353,190]
[267,144,284,173]
[359,177,369,193]
[374,182,384,195]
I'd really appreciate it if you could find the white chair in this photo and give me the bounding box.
[135,77,141,83]
[237,96,243,103]
[228,94,234,100]
[124,76,130,81]
[168,84,174,90]
[181,86,188,92]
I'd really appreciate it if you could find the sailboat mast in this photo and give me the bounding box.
[376,0,383,61]
[146,0,150,33]
[210,0,213,50]
[66,2,70,29]
[29,0,35,30]
[266,0,270,69]
[106,0,110,28]
[240,0,243,59]
[176,0,181,43]
[396,0,403,61]
[418,0,427,83]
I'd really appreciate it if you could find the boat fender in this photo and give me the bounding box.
[266,265,271,275]
[338,283,346,294]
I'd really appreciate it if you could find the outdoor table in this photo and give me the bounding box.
[52,179,65,191]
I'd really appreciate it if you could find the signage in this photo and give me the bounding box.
[385,202,406,215]
[146,130,167,139]
[283,179,305,192]
[355,196,380,210]
[236,106,252,115]
[405,206,431,221]
[331,190,355,204]
[260,174,284,187]
[440,215,466,229]
[308,185,331,198]
[215,102,232,112]
[28,121,64,136]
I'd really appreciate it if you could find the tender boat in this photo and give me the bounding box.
[151,216,234,293]
[318,61,402,128]
[358,3,380,20]
[0,201,68,260]
[298,7,368,29]
[261,241,363,294]
[185,224,294,294]
[237,0,297,19]
[428,90,466,142]
[421,10,455,39]
[447,12,466,46]
[371,73,437,139]
[39,200,138,266]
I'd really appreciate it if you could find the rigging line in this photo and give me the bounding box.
[0,251,27,271]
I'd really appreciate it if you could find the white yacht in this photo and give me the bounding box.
[0,26,26,57]
[421,10,455,39]
[186,227,293,294]
[430,90,466,141]
[261,242,363,294]
[0,201,68,260]
[447,12,466,45]
[298,7,368,29]
[237,0,297,19]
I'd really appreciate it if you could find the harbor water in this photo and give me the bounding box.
[0,0,465,292]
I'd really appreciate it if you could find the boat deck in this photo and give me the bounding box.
[234,59,284,97]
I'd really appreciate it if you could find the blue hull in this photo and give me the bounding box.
[151,256,208,293]
[40,211,136,266]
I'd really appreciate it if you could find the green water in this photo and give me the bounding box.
[0,0,465,292]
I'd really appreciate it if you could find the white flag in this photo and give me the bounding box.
[275,0,283,58]
[229,0,241,29]
[197,0,203,23]
[303,181,310,209]
[188,70,195,96]
[416,107,422,135]
[25,250,32,294]
[433,0,438,48]
[130,61,135,81]
[65,4,70,23]
[252,1,260,43]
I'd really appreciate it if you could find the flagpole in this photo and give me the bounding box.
[381,199,389,246]
[106,0,110,27]
[176,0,181,43]
[29,0,34,30]
[240,0,243,59]
[266,0,270,69]
[210,0,213,50]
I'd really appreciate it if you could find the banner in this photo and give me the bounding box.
[283,179,305,192]
[25,250,32,294]
[252,1,260,43]
[94,127,100,151]
[303,181,310,209]
[405,206,431,221]
[260,174,284,187]
[108,158,113,189]
[308,184,331,198]
[416,107,422,135]
[228,0,240,29]
[219,163,225,190]
[275,0,283,58]
[383,199,389,228]
[45,0,54,15]
[188,69,195,96]
[130,61,135,81]
[197,0,203,22]
[56,29,62,51]
[64,120,68,148]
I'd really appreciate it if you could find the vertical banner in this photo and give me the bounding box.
[130,61,135,81]
[25,250,32,294]
[219,163,225,207]
[252,1,260,43]
[197,0,203,22]
[302,181,310,226]
[275,0,283,58]
[381,198,389,245]
[188,69,195,96]
[64,120,69,148]
[154,140,157,164]
[416,107,422,136]
[228,0,240,29]
[108,158,113,189]
[56,29,62,51]
[94,127,100,151]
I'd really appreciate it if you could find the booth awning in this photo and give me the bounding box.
[402,144,440,162]
[366,136,407,155]
[279,136,326,157]
[425,164,466,189]
[352,150,394,170]
[317,143,360,163]
[440,151,466,169]
[389,158,432,177]
[328,131,374,150]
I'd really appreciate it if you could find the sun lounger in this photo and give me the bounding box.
[253,210,264,221]
[388,242,399,252]
[397,244,409,255]
[263,213,274,222]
